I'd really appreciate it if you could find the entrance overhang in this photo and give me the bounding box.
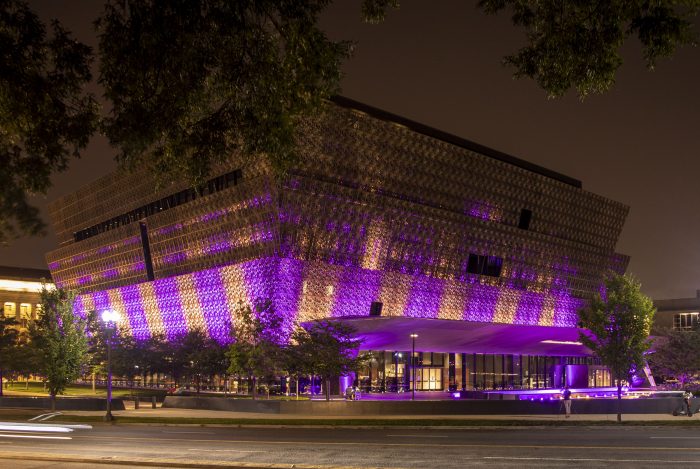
[331,316,591,356]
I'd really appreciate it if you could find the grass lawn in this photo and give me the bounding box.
[1,381,167,399]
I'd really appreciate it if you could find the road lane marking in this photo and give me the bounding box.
[161,431,215,434]
[187,448,265,453]
[386,435,449,438]
[485,456,700,464]
[651,436,700,439]
[0,434,72,440]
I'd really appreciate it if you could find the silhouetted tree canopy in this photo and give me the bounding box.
[0,0,98,243]
[2,0,698,242]
[649,325,700,388]
[479,0,699,97]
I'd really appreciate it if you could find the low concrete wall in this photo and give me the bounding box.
[163,396,282,414]
[0,396,125,411]
[163,396,687,415]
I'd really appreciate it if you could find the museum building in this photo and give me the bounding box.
[46,97,629,392]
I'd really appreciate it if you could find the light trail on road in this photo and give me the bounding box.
[0,434,72,440]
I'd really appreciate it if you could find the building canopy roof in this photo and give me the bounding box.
[331,316,591,357]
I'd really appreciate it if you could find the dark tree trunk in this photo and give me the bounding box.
[0,368,3,397]
[251,376,257,400]
[50,393,56,412]
[617,380,622,423]
[325,378,331,401]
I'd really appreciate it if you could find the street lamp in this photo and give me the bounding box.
[101,309,119,422]
[410,333,418,401]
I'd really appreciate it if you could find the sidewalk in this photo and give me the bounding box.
[49,400,694,422]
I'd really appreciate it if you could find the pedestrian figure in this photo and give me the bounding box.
[684,389,693,417]
[562,386,572,418]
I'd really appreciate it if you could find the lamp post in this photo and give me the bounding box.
[410,333,418,401]
[101,309,119,421]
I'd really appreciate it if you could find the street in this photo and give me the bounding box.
[2,423,700,468]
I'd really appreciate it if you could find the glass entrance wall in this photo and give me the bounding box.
[357,350,602,392]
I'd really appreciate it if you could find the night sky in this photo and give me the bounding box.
[3,1,699,301]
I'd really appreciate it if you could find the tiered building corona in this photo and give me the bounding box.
[47,97,629,391]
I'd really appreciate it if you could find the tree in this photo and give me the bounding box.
[0,316,19,396]
[4,0,699,242]
[290,320,365,401]
[97,0,353,185]
[649,326,700,388]
[142,333,171,386]
[84,310,109,392]
[188,336,229,393]
[478,0,699,98]
[9,336,41,391]
[578,273,656,422]
[227,299,285,399]
[29,285,89,411]
[0,0,98,243]
[167,328,228,393]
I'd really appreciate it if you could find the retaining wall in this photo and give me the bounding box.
[163,396,689,415]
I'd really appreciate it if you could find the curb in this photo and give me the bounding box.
[0,451,392,469]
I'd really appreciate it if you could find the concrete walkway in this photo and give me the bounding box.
[38,401,694,422]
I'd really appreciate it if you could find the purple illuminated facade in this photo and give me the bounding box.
[46,97,628,391]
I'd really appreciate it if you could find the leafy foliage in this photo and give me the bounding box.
[478,0,699,98]
[227,299,285,398]
[578,273,655,421]
[29,285,89,406]
[97,0,352,185]
[164,328,228,391]
[361,0,400,23]
[0,0,98,242]
[4,0,699,243]
[649,326,700,388]
[290,320,365,400]
[0,315,19,396]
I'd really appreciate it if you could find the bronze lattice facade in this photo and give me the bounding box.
[46,97,629,348]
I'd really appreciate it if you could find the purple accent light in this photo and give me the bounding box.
[92,290,111,314]
[552,292,583,327]
[331,268,382,318]
[164,252,187,264]
[274,258,305,338]
[104,269,119,279]
[405,275,443,319]
[120,284,151,341]
[72,295,87,319]
[464,283,499,322]
[514,291,544,325]
[193,268,233,344]
[153,277,188,340]
[78,275,92,286]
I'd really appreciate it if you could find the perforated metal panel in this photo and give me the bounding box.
[47,100,629,342]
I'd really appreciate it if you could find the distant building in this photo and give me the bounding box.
[653,291,700,332]
[0,266,51,329]
[46,97,629,391]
